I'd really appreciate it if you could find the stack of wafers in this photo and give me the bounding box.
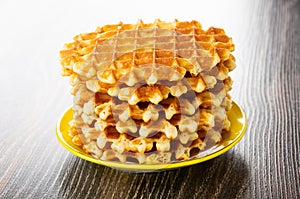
[59,19,236,164]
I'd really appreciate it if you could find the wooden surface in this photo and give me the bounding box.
[0,0,299,198]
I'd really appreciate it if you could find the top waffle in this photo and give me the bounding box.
[60,19,235,79]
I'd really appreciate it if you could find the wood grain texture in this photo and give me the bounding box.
[0,0,299,198]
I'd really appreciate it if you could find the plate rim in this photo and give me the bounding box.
[56,101,247,172]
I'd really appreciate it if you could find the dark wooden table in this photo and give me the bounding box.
[0,0,299,198]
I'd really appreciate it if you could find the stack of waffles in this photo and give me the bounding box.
[59,19,236,164]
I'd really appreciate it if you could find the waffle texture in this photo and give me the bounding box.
[60,19,236,164]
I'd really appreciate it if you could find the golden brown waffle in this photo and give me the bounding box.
[61,19,236,164]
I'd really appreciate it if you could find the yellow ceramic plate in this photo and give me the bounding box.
[56,101,247,172]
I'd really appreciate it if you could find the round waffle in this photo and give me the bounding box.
[60,19,236,164]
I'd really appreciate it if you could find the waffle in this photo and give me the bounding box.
[60,19,236,164]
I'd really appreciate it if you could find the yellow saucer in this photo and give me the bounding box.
[56,101,247,172]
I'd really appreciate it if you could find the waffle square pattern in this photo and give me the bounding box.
[60,19,236,164]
